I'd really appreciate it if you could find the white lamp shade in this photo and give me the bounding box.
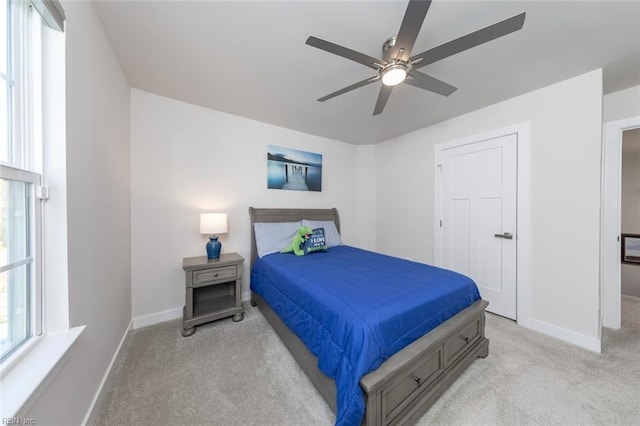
[200,213,228,235]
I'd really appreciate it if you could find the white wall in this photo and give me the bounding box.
[375,70,603,348]
[621,150,640,297]
[24,1,132,424]
[603,85,640,122]
[130,89,366,320]
[356,145,377,251]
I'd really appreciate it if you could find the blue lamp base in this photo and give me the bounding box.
[206,236,222,260]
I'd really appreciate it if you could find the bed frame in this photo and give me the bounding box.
[248,207,489,425]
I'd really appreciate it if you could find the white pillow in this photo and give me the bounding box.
[302,220,343,247]
[253,221,302,258]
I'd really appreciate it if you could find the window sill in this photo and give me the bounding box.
[0,326,85,418]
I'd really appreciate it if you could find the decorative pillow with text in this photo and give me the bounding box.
[303,228,328,255]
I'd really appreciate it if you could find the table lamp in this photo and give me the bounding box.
[200,213,228,260]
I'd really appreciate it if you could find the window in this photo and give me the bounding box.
[0,0,43,363]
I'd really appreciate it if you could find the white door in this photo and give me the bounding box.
[437,134,517,319]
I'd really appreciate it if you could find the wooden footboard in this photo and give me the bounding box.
[360,299,489,425]
[252,292,489,426]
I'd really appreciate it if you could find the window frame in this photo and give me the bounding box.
[0,0,43,365]
[0,0,70,416]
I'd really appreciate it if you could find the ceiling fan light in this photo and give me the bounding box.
[381,65,407,86]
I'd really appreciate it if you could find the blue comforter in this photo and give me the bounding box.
[250,245,481,426]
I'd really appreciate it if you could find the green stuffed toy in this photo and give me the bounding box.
[281,226,313,256]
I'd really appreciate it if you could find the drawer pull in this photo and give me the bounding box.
[413,376,422,386]
[214,273,219,277]
[460,335,470,343]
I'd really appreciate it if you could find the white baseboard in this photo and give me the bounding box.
[82,319,133,425]
[132,307,183,329]
[525,318,601,353]
[132,292,253,331]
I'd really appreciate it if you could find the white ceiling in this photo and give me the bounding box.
[93,0,640,145]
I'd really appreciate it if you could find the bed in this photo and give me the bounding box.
[249,207,489,426]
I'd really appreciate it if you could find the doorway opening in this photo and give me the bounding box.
[620,128,640,330]
[601,117,640,333]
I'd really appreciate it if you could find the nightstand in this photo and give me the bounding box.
[181,253,245,337]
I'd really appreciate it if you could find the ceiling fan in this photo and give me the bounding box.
[305,0,526,116]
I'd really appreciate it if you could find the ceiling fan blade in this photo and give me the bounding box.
[410,12,526,69]
[306,36,384,70]
[387,0,432,62]
[405,71,457,96]
[318,76,380,102]
[373,85,393,116]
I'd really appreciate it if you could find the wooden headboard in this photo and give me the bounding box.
[248,207,340,271]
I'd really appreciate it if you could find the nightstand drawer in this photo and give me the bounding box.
[192,266,237,286]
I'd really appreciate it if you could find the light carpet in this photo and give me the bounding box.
[95,304,640,425]
[622,295,640,332]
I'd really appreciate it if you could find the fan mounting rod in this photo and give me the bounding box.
[380,36,407,86]
[378,36,424,86]
[382,36,398,55]
[376,37,424,86]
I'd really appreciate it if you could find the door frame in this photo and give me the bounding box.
[434,123,531,325]
[601,116,640,330]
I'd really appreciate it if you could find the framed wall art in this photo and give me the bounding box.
[267,145,322,192]
[622,234,640,265]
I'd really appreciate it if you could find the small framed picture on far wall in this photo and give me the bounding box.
[622,234,640,265]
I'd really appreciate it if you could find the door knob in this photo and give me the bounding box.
[494,232,513,239]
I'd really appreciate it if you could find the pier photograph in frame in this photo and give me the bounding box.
[267,145,322,192]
